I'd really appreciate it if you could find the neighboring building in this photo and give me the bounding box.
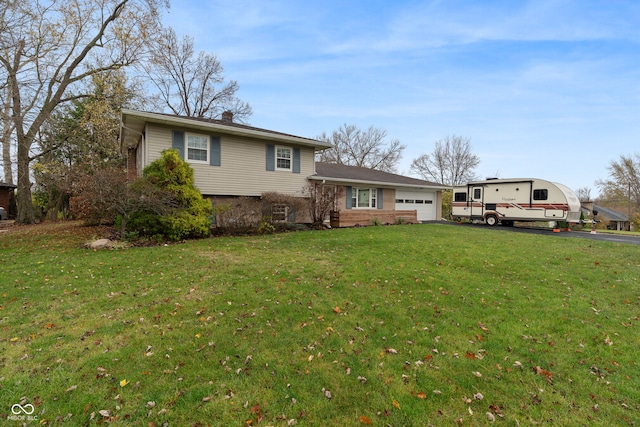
[120,110,445,226]
[0,182,16,219]
[582,202,630,231]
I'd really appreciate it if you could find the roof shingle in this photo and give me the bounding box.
[313,162,446,188]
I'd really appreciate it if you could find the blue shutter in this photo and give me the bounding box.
[292,148,301,173]
[172,130,185,159]
[377,188,384,209]
[266,144,275,171]
[210,136,221,166]
[346,186,352,209]
[287,206,296,222]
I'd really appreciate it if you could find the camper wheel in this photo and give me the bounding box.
[485,214,498,226]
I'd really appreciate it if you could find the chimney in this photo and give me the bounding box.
[221,111,233,123]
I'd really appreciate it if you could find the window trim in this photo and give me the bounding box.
[275,146,292,171]
[272,204,288,223]
[351,187,377,209]
[186,132,209,164]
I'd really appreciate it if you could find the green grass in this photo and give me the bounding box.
[1,222,639,426]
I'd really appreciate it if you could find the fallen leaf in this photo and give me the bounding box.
[65,385,77,393]
[478,321,489,332]
[535,366,553,379]
[45,323,56,329]
[99,410,110,417]
[487,412,496,422]
[465,351,477,360]
[333,306,341,314]
[411,391,427,399]
[472,371,482,378]
[120,379,129,387]
[359,415,372,424]
[392,399,400,409]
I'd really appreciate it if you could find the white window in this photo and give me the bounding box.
[272,204,288,222]
[351,188,377,208]
[276,146,292,170]
[187,133,209,163]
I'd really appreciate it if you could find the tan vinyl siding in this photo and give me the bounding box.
[145,124,314,197]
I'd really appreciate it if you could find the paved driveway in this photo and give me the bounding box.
[444,222,640,246]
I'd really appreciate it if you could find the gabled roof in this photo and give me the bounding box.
[311,162,447,189]
[120,109,332,150]
[593,204,629,222]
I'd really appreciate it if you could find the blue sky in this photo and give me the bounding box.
[162,0,640,195]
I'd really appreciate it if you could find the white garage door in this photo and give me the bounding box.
[395,190,436,222]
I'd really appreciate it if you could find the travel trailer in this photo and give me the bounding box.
[451,178,581,226]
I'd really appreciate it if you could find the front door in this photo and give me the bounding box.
[470,186,483,218]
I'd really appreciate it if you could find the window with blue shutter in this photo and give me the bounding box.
[293,148,300,174]
[266,144,275,171]
[377,188,384,209]
[345,186,352,209]
[172,130,185,159]
[210,136,221,166]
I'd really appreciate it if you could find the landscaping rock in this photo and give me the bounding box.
[88,238,112,250]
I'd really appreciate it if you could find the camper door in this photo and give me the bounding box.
[470,186,483,217]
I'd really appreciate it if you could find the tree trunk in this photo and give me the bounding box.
[16,135,35,224]
[2,99,13,184]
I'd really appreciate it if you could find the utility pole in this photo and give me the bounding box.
[629,182,632,231]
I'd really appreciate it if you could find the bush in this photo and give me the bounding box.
[70,166,128,225]
[126,150,212,241]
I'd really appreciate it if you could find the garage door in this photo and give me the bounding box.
[395,190,436,222]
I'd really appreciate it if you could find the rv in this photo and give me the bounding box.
[452,178,581,226]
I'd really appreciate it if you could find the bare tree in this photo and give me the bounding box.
[316,124,405,173]
[1,82,13,184]
[302,182,343,228]
[143,28,252,122]
[595,153,640,209]
[0,0,166,223]
[410,135,480,186]
[574,186,592,202]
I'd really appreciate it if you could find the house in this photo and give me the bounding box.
[581,202,630,231]
[311,162,447,227]
[120,110,445,226]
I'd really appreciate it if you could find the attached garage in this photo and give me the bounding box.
[395,189,437,222]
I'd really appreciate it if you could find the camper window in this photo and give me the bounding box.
[454,192,467,202]
[533,189,548,200]
[473,189,481,199]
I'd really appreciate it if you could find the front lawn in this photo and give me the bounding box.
[1,222,638,425]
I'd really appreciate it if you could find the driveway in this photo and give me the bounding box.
[443,222,640,246]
